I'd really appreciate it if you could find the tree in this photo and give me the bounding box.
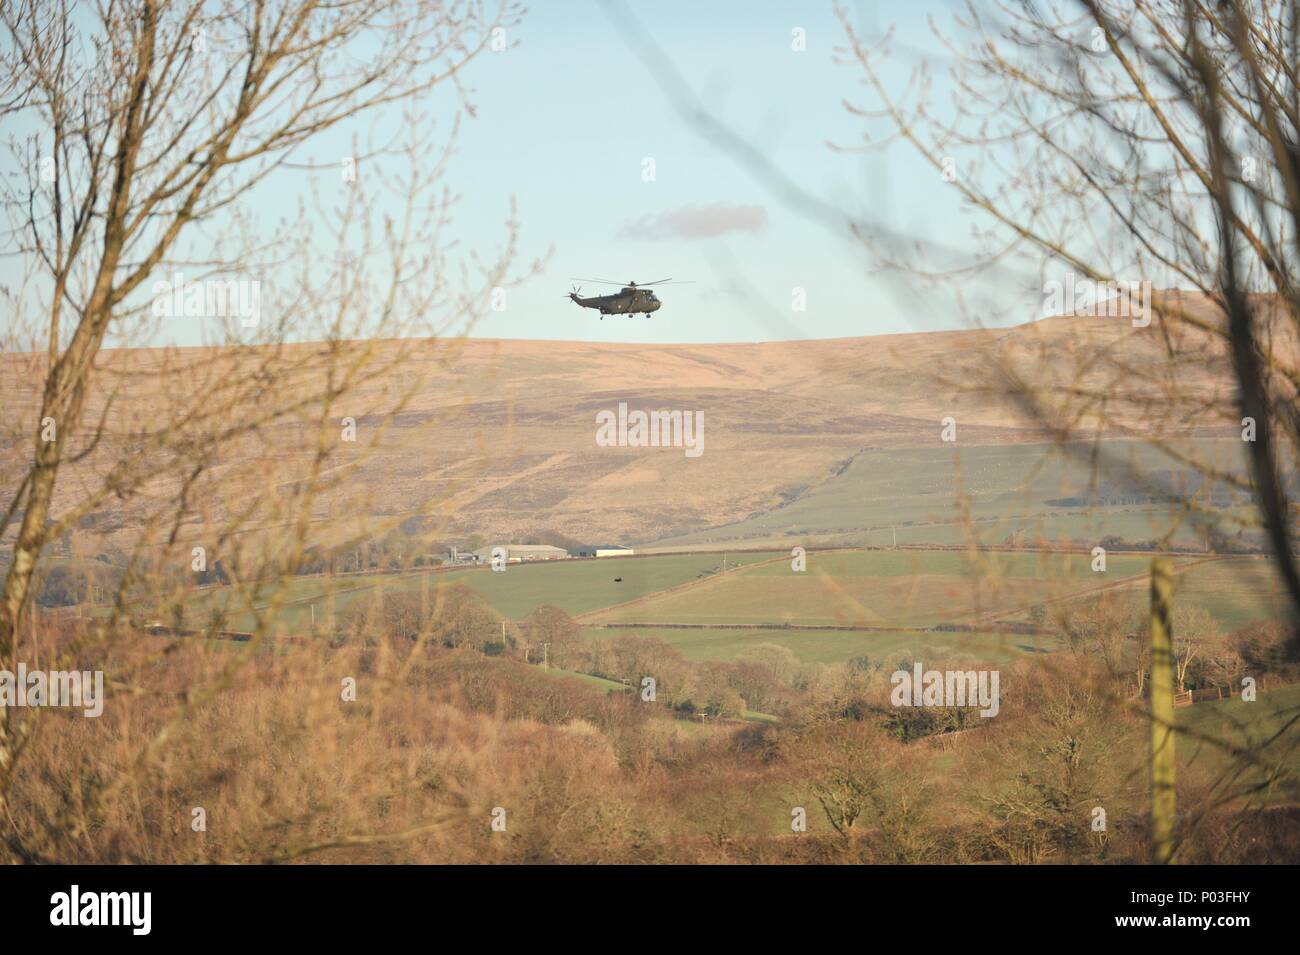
[982,673,1132,863]
[1171,604,1223,691]
[805,722,885,838]
[34,561,122,609]
[34,564,80,608]
[591,634,689,704]
[0,0,524,839]
[797,721,934,861]
[837,1,1300,656]
[1056,593,1137,678]
[431,585,511,653]
[739,642,802,687]
[345,591,426,643]
[520,605,581,668]
[1233,618,1300,678]
[690,662,749,719]
[724,659,786,715]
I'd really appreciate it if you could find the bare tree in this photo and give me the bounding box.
[828,0,1300,853]
[837,0,1300,653]
[1172,603,1222,690]
[1056,591,1138,679]
[0,0,527,843]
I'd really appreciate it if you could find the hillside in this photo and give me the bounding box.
[0,292,1256,552]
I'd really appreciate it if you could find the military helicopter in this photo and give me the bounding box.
[567,277,692,318]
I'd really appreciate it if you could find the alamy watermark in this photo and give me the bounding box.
[0,664,104,717]
[50,885,150,935]
[890,662,1000,718]
[151,271,261,328]
[595,401,704,458]
[1042,273,1151,327]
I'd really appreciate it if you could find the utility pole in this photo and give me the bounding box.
[1148,557,1176,865]
[891,526,897,549]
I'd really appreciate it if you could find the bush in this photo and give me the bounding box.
[1232,620,1300,677]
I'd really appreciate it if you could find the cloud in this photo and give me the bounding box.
[618,203,768,240]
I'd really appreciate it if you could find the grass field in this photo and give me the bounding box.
[584,625,1062,665]
[173,546,1286,670]
[187,551,784,632]
[537,667,631,693]
[1178,683,1300,804]
[593,549,1163,629]
[435,551,784,619]
[651,438,1255,551]
[1173,558,1292,630]
[184,573,378,630]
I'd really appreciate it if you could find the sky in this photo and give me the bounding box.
[447,0,978,344]
[6,0,1026,348]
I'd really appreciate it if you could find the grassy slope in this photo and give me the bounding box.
[593,549,1159,628]
[583,625,1061,665]
[1173,557,1292,630]
[189,552,784,632]
[176,549,1286,670]
[1177,683,1300,804]
[435,551,783,619]
[651,438,1251,550]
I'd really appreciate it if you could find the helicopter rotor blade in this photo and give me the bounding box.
[568,276,696,288]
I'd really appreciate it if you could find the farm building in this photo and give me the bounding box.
[574,544,634,558]
[471,544,569,563]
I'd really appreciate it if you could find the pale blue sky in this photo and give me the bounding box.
[9,0,1025,348]
[449,0,979,343]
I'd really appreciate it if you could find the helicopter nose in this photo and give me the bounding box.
[651,300,661,311]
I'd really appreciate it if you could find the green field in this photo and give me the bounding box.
[189,551,784,632]
[538,667,631,693]
[593,549,1162,629]
[185,573,377,630]
[436,551,783,619]
[1173,558,1292,630]
[173,544,1287,669]
[1178,683,1300,803]
[584,625,1062,665]
[652,438,1255,551]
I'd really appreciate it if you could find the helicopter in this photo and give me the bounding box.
[567,277,692,318]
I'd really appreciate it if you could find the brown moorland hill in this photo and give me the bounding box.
[0,291,1257,551]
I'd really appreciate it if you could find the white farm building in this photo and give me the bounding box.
[472,544,569,563]
[574,544,634,558]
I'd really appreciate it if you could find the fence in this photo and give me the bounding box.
[1184,679,1285,705]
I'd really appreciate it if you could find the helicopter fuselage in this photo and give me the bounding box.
[569,287,662,316]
